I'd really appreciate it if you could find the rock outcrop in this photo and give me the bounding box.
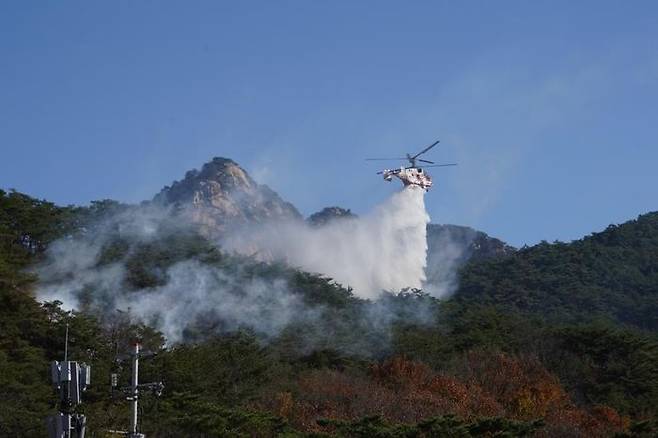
[154,157,301,235]
[307,207,357,226]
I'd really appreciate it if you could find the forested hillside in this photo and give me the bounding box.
[457,212,658,331]
[1,188,657,437]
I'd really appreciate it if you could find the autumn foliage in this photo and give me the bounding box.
[258,354,629,437]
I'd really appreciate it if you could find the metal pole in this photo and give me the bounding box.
[64,324,71,438]
[65,416,71,438]
[64,323,69,362]
[130,343,140,437]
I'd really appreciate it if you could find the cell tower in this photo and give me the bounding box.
[48,324,91,438]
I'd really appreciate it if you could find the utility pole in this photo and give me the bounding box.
[129,343,143,438]
[110,341,164,438]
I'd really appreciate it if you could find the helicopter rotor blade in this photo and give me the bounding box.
[367,159,407,162]
[420,163,457,168]
[411,140,440,159]
[418,159,435,164]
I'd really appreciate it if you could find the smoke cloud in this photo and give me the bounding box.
[222,186,430,299]
[35,187,435,348]
[424,227,471,298]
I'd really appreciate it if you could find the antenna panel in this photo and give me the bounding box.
[80,364,91,389]
[70,361,81,405]
[51,361,61,388]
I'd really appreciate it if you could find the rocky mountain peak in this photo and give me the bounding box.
[195,157,254,192]
[154,157,301,235]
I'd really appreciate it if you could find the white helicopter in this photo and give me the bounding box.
[366,140,457,191]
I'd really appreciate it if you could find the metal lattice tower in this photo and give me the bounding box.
[48,324,91,438]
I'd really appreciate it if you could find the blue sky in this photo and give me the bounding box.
[1,1,657,247]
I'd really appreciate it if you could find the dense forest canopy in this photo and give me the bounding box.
[1,188,657,437]
[456,213,658,331]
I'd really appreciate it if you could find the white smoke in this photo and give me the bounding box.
[34,186,435,346]
[423,227,471,298]
[221,186,430,299]
[115,261,320,343]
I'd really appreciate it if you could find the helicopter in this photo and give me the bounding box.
[366,140,457,191]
